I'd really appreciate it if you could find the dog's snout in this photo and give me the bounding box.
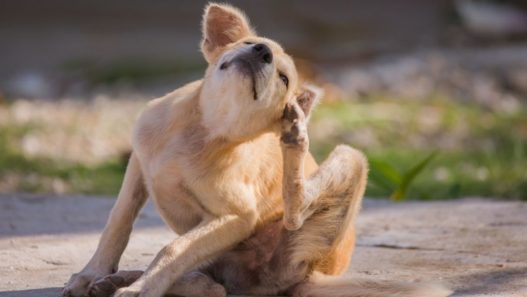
[252,43,273,64]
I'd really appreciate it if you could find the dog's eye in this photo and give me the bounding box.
[279,72,289,88]
[244,41,254,45]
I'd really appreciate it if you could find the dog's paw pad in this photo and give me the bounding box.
[281,103,308,148]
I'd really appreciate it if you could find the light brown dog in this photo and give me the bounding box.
[63,4,451,297]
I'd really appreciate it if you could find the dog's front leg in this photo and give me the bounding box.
[63,153,147,297]
[114,208,257,297]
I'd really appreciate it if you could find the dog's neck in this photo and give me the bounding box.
[180,120,276,178]
[198,101,279,144]
[176,91,275,170]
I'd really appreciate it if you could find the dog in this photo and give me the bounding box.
[63,3,452,297]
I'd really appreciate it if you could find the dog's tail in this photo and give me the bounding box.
[292,272,453,297]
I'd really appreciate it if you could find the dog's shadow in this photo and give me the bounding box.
[0,287,62,297]
[0,288,289,297]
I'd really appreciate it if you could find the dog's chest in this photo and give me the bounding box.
[136,115,285,225]
[140,141,243,220]
[135,133,209,232]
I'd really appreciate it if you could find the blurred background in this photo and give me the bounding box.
[0,0,526,200]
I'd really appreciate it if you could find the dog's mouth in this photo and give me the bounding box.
[220,58,260,101]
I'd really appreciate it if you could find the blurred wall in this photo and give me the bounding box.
[0,0,453,98]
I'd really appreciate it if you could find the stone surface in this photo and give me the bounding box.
[0,194,526,297]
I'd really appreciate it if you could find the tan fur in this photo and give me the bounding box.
[63,4,451,297]
[293,272,453,297]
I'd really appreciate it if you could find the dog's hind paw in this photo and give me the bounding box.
[281,102,308,150]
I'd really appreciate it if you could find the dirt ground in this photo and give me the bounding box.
[1,194,526,297]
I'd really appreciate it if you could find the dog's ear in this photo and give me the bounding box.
[295,84,323,119]
[201,3,255,63]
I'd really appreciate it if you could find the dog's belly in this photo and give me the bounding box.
[204,219,309,296]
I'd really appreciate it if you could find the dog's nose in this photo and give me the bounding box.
[252,43,273,64]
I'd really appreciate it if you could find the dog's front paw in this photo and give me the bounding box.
[62,268,110,297]
[114,286,141,297]
[281,103,309,150]
[88,271,143,297]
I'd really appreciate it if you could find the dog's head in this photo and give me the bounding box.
[199,3,321,141]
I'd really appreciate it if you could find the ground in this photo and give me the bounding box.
[1,194,526,297]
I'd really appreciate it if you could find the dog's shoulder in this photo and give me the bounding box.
[132,80,203,157]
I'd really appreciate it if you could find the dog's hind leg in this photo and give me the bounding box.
[280,106,451,297]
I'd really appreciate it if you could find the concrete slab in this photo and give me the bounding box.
[0,194,526,296]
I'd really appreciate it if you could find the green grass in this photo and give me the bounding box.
[309,95,527,200]
[0,94,525,199]
[0,124,126,194]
